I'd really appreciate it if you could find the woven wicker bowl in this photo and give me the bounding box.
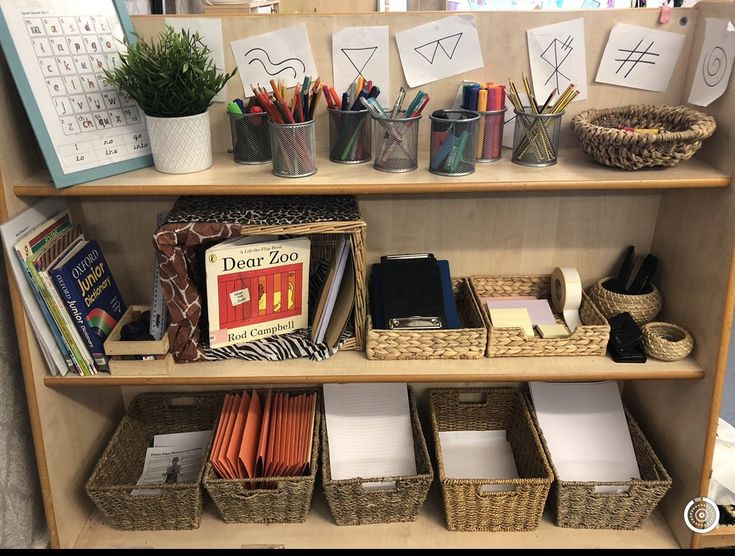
[571,105,716,170]
[588,277,662,325]
[642,322,694,361]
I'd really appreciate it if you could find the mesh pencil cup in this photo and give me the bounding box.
[511,109,564,167]
[229,112,271,165]
[269,119,317,178]
[429,109,479,177]
[476,107,507,163]
[328,108,372,164]
[372,111,421,173]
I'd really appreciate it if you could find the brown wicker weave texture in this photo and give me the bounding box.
[203,388,321,524]
[527,393,672,530]
[321,390,434,526]
[571,104,716,170]
[429,387,553,532]
[588,277,662,325]
[469,275,610,357]
[86,392,224,531]
[642,322,694,361]
[366,279,487,360]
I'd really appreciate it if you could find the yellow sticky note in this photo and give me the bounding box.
[489,308,535,337]
[536,324,569,339]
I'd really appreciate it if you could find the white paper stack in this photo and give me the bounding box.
[439,430,518,492]
[529,381,640,493]
[323,383,416,481]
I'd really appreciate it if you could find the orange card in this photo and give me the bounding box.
[302,393,317,475]
[238,389,263,479]
[216,393,241,479]
[255,390,272,478]
[266,392,282,477]
[210,394,233,477]
[226,390,251,479]
[273,393,290,478]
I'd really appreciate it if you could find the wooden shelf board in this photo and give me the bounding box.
[74,487,678,549]
[700,526,735,548]
[43,351,705,386]
[15,150,731,197]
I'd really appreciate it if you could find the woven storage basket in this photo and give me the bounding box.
[429,388,553,532]
[86,391,223,530]
[321,389,433,525]
[588,276,662,325]
[571,105,716,170]
[366,278,487,360]
[642,322,694,361]
[469,274,610,357]
[526,394,672,530]
[203,388,320,524]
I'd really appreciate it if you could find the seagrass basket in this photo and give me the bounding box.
[86,392,223,530]
[429,387,553,532]
[571,105,716,170]
[588,276,663,325]
[641,322,694,361]
[366,278,487,360]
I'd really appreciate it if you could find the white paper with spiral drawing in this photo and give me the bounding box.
[688,18,735,107]
[230,24,318,97]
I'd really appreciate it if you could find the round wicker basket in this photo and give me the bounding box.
[571,105,716,170]
[642,322,694,361]
[588,277,662,325]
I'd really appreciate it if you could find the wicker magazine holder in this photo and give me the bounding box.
[571,104,716,170]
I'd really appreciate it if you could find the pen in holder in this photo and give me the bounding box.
[511,108,564,167]
[328,108,372,164]
[372,111,421,173]
[429,109,480,177]
[269,120,317,178]
[229,111,271,165]
[476,107,507,163]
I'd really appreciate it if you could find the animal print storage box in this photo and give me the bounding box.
[153,196,367,362]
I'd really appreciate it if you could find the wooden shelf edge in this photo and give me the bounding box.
[699,526,735,548]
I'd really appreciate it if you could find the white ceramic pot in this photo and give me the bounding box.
[145,111,213,174]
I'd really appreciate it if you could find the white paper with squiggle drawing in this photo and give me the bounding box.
[230,24,318,97]
[688,18,735,107]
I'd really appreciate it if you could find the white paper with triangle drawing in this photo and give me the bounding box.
[395,15,484,88]
[332,26,390,108]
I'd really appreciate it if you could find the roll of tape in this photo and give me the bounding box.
[551,267,583,332]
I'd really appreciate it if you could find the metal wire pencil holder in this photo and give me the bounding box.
[476,108,507,163]
[328,108,372,164]
[511,109,564,167]
[429,109,479,177]
[269,120,317,178]
[372,112,421,173]
[229,112,271,165]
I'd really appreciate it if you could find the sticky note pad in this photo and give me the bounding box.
[489,308,534,337]
[537,324,570,339]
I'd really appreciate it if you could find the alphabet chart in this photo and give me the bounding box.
[0,0,151,184]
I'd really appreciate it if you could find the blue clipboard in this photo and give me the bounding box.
[0,0,153,189]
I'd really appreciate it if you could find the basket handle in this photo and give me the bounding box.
[475,484,517,497]
[455,391,488,406]
[361,479,397,491]
[589,483,633,496]
[235,483,285,498]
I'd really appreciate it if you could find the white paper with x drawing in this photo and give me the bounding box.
[527,18,587,102]
[332,26,390,108]
[595,23,685,92]
[165,18,226,103]
[688,18,735,107]
[395,15,484,88]
[230,24,318,97]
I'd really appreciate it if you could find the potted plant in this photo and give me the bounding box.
[104,27,236,174]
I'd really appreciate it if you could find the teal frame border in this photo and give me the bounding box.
[0,0,153,189]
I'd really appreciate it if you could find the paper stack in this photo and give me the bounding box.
[209,390,317,479]
[529,381,640,493]
[323,383,416,481]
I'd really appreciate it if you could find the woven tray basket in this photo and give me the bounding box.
[321,389,433,525]
[202,388,320,524]
[366,278,487,360]
[86,392,223,530]
[571,105,716,170]
[429,388,553,532]
[526,394,672,530]
[642,322,694,361]
[469,274,610,357]
[588,276,663,325]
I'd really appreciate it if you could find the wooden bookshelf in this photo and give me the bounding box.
[14,149,731,197]
[43,352,705,386]
[72,488,679,549]
[700,527,735,548]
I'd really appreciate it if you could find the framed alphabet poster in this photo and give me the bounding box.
[0,0,152,188]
